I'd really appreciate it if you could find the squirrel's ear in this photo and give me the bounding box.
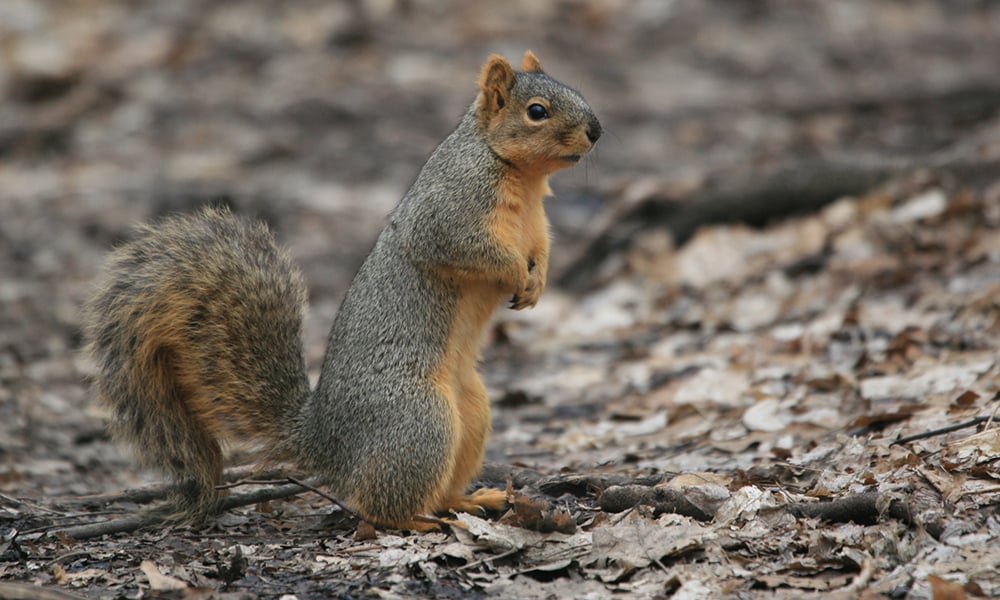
[520,50,544,73]
[477,54,515,119]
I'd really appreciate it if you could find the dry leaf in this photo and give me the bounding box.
[714,485,777,525]
[891,189,947,223]
[51,564,67,584]
[498,489,576,534]
[928,574,968,600]
[585,512,709,582]
[140,560,187,591]
[952,390,980,408]
[743,398,786,432]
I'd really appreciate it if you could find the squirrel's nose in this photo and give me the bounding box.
[586,117,602,144]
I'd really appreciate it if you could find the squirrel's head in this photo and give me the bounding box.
[476,51,602,175]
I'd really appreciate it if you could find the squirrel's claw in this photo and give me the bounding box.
[509,293,538,311]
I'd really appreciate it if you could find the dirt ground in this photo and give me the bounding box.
[2,1,1000,598]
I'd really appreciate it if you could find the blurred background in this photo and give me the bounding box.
[2,0,999,497]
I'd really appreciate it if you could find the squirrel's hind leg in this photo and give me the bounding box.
[434,368,509,517]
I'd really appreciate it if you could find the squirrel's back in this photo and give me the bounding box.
[84,207,310,516]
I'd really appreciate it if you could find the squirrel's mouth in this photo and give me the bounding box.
[561,154,582,163]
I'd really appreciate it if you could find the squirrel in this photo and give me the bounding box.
[83,50,601,531]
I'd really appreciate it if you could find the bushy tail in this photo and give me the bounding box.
[83,206,310,520]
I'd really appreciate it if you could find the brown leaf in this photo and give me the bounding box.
[806,487,833,498]
[139,560,187,591]
[586,513,709,582]
[52,564,68,584]
[848,406,919,430]
[952,390,980,408]
[755,572,854,591]
[498,489,576,534]
[886,326,926,366]
[928,574,968,600]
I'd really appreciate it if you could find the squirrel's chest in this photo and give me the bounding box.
[490,175,551,256]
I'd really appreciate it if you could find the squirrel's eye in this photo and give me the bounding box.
[526,103,549,121]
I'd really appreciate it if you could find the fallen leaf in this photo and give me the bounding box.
[140,560,187,591]
[755,572,854,591]
[455,514,564,554]
[860,357,994,401]
[952,390,980,408]
[714,485,777,525]
[928,574,968,600]
[60,567,113,585]
[51,564,67,584]
[672,367,750,408]
[585,512,710,582]
[665,472,732,488]
[891,189,947,223]
[743,398,787,432]
[498,489,576,534]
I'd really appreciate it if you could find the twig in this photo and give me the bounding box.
[53,513,151,540]
[46,550,92,567]
[53,484,173,508]
[0,493,66,515]
[454,547,521,572]
[216,482,307,512]
[891,416,991,446]
[54,467,290,507]
[0,582,90,600]
[608,506,637,526]
[285,477,357,518]
[340,544,382,554]
[55,482,308,540]
[0,492,24,508]
[788,491,913,525]
[539,473,664,498]
[598,485,714,521]
[216,478,294,490]
[598,483,916,528]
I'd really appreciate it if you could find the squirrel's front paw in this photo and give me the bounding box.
[509,257,544,310]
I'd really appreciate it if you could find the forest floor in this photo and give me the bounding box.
[2,1,999,598]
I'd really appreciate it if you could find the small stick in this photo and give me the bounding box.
[891,416,991,446]
[0,582,90,600]
[55,468,290,507]
[455,547,521,572]
[55,483,308,540]
[285,477,358,519]
[788,491,913,525]
[216,478,295,490]
[55,514,151,540]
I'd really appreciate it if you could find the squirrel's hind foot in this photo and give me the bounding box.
[441,487,509,514]
[388,515,459,532]
[379,489,510,532]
